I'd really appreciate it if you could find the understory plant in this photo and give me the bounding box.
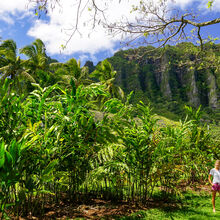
[0,78,217,217]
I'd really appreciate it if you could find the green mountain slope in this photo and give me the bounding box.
[86,42,220,122]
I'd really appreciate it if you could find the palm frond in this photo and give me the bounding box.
[0,65,10,73]
[34,39,46,55]
[0,39,17,61]
[49,62,63,69]
[20,45,36,61]
[21,71,36,83]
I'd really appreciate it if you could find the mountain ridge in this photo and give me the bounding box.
[85,42,220,122]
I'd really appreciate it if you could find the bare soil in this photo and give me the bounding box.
[8,184,211,220]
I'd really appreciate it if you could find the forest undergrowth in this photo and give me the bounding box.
[0,76,219,219]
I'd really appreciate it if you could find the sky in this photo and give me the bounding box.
[0,0,220,65]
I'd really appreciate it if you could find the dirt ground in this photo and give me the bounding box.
[9,184,211,220]
[9,198,179,220]
[12,199,149,220]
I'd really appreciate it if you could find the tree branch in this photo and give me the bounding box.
[29,0,220,50]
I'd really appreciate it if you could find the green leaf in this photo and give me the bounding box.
[42,159,58,176]
[9,140,20,163]
[207,0,214,8]
[144,32,149,38]
[0,142,5,168]
[39,189,55,195]
[5,151,13,166]
[70,78,76,97]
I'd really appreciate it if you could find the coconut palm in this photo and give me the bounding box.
[91,59,124,100]
[53,58,92,88]
[65,58,92,87]
[0,39,35,93]
[19,39,49,72]
[20,39,60,87]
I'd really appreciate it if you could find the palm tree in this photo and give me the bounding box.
[20,39,59,87]
[53,58,92,88]
[91,59,124,100]
[65,58,92,87]
[0,39,35,93]
[19,39,48,72]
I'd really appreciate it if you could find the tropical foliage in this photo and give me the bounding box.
[0,40,35,93]
[0,39,219,218]
[106,43,220,122]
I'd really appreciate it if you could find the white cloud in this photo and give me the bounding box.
[212,0,220,11]
[197,0,220,12]
[0,12,14,24]
[172,0,195,9]
[0,0,218,57]
[79,54,89,63]
[171,0,220,12]
[29,0,220,56]
[27,0,142,56]
[0,0,28,12]
[0,0,34,24]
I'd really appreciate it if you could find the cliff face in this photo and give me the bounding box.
[183,67,200,107]
[85,43,220,118]
[207,71,218,109]
[106,43,220,110]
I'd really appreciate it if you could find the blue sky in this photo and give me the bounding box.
[0,0,220,65]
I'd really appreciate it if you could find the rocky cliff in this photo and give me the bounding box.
[85,42,220,119]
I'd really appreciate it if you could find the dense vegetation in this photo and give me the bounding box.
[0,39,220,218]
[86,43,220,122]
